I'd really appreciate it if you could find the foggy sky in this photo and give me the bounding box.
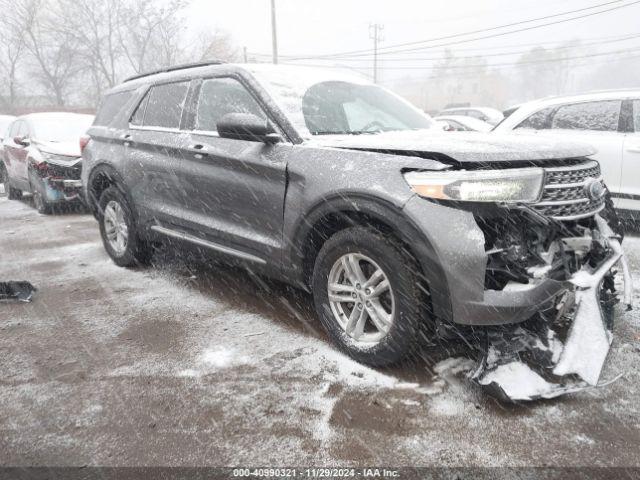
[186,0,640,84]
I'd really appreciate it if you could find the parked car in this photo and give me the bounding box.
[433,115,493,132]
[82,63,627,397]
[2,112,94,213]
[0,114,16,191]
[437,106,504,126]
[493,90,640,217]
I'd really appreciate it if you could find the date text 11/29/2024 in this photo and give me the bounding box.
[232,468,400,477]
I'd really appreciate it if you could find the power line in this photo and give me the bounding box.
[280,0,640,60]
[249,32,640,59]
[358,0,640,58]
[282,45,640,71]
[280,33,640,63]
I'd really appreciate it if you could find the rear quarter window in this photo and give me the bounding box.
[94,91,135,126]
[516,107,555,130]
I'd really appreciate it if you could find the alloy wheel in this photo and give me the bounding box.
[327,253,395,344]
[103,200,129,256]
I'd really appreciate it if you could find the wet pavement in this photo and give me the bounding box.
[1,195,640,467]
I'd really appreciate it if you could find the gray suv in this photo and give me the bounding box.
[82,62,626,374]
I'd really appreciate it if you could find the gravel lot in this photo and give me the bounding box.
[1,195,640,467]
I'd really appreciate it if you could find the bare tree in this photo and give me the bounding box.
[54,0,123,94]
[15,0,84,106]
[190,28,240,63]
[117,0,188,74]
[0,0,30,111]
[516,44,576,100]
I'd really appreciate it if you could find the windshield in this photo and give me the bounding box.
[247,66,434,137]
[33,115,94,142]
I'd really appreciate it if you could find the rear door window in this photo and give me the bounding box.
[550,100,621,132]
[194,77,266,133]
[95,91,134,126]
[142,81,190,129]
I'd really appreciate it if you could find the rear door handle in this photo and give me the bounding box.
[627,145,640,153]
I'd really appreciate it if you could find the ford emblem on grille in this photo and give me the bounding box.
[585,179,606,201]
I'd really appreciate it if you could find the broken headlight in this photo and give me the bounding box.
[404,168,544,203]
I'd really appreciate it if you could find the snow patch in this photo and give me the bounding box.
[201,347,238,368]
[479,362,556,401]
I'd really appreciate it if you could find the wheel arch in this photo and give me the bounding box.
[291,193,452,322]
[86,163,131,217]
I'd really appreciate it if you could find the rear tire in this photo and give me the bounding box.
[98,186,153,267]
[312,227,431,367]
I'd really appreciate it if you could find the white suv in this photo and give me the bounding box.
[494,91,640,216]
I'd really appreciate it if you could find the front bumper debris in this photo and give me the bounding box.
[0,281,37,302]
[43,177,82,202]
[471,215,633,401]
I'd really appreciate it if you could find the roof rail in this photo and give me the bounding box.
[123,60,225,83]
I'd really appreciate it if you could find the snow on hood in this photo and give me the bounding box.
[306,129,596,164]
[33,139,81,158]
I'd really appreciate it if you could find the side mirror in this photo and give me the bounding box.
[14,136,30,147]
[217,113,281,144]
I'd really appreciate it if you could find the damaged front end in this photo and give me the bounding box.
[31,154,83,203]
[472,191,632,400]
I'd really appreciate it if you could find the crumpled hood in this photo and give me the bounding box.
[33,139,81,158]
[306,130,596,164]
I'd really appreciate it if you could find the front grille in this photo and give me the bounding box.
[545,163,600,185]
[531,160,606,221]
[46,161,82,180]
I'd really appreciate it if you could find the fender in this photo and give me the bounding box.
[287,192,453,323]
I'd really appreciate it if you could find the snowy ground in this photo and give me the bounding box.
[1,195,640,467]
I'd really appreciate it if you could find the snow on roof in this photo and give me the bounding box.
[517,89,640,109]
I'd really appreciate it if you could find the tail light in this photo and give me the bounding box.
[79,135,90,154]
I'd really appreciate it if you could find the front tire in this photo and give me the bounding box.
[98,186,152,267]
[5,176,22,200]
[31,179,52,215]
[312,227,431,367]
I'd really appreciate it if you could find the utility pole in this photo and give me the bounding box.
[271,0,278,64]
[369,23,384,83]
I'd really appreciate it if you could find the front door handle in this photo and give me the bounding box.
[189,144,208,159]
[121,134,132,147]
[627,145,640,153]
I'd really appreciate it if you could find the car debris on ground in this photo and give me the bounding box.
[0,281,37,302]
